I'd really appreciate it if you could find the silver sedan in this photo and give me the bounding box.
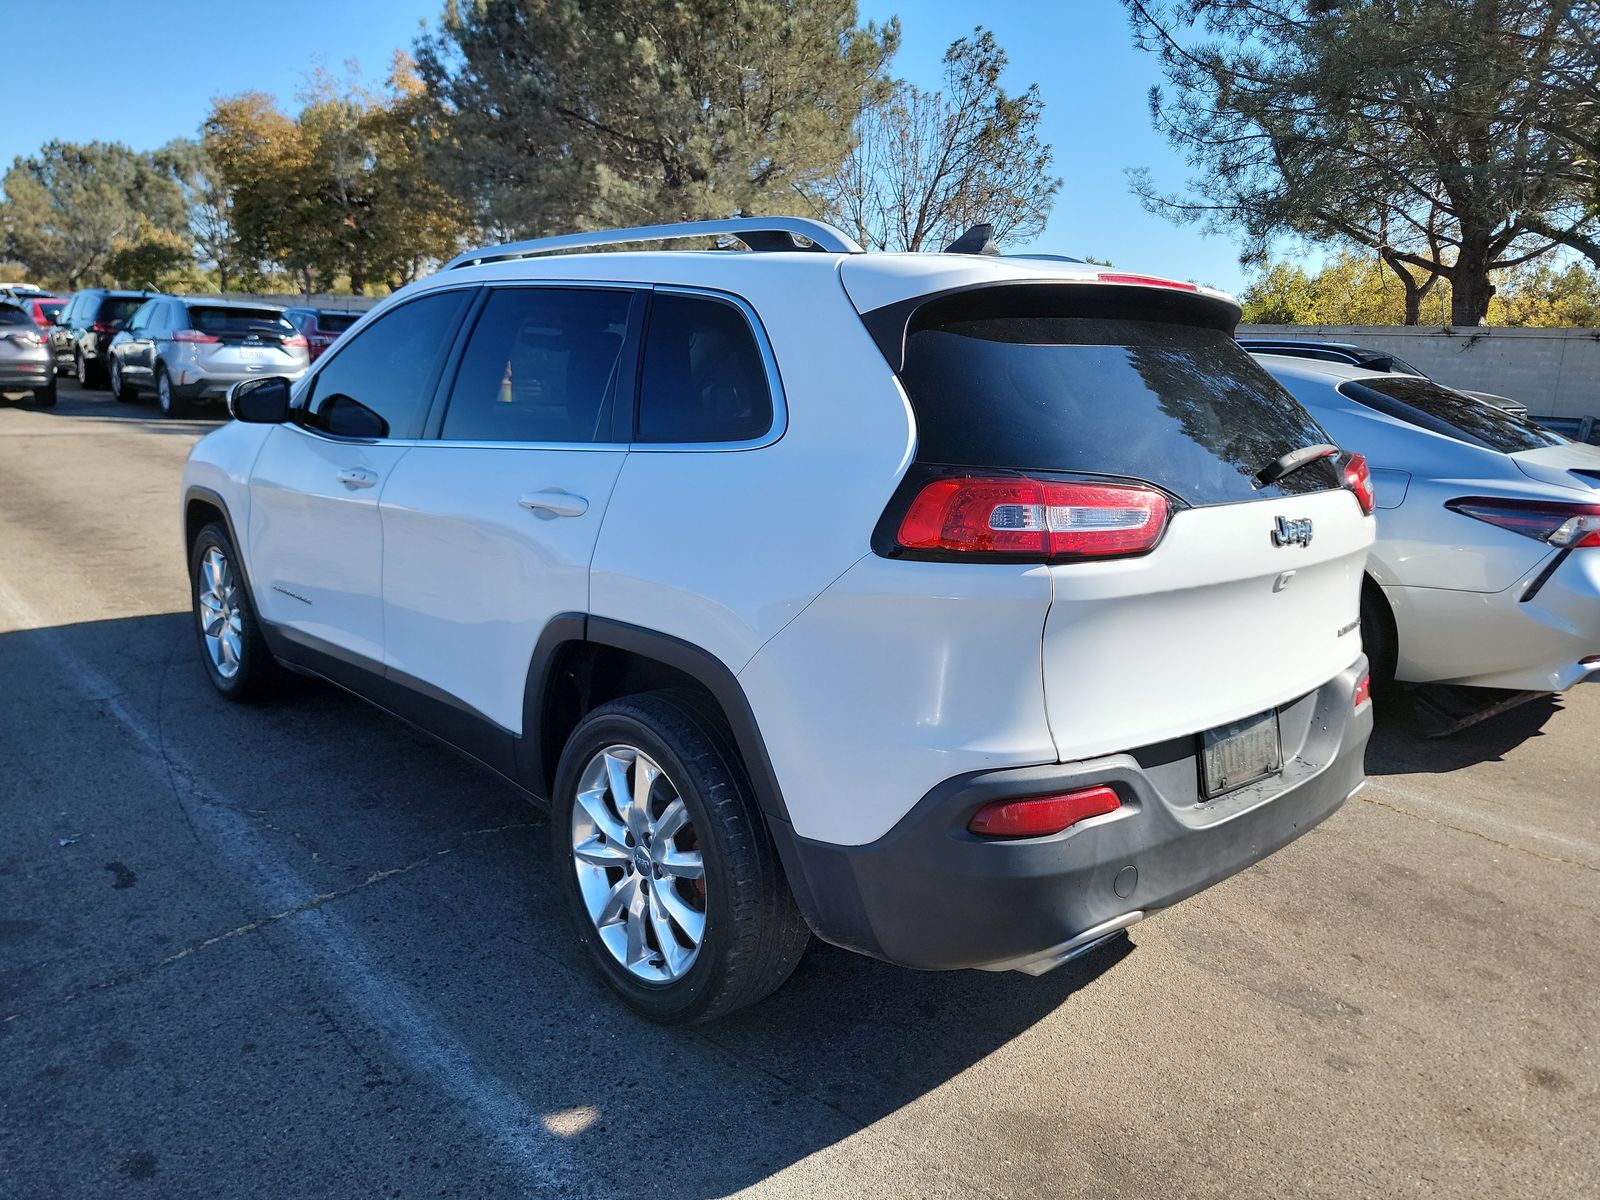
[1261,353,1600,694]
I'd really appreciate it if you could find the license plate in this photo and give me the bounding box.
[242,347,267,361]
[1200,709,1282,798]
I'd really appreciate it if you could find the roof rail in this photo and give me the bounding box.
[444,217,862,270]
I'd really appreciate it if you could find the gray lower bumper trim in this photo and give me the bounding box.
[978,911,1146,976]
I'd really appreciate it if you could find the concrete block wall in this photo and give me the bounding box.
[1240,324,1600,418]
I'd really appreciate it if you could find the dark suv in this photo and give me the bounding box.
[50,289,150,387]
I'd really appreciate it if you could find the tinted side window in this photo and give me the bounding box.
[441,288,633,443]
[636,292,773,443]
[128,301,154,332]
[1338,377,1562,454]
[306,290,469,439]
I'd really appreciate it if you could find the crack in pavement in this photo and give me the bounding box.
[2,820,536,1024]
[1357,786,1600,874]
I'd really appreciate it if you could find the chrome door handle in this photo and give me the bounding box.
[519,491,588,518]
[336,467,378,489]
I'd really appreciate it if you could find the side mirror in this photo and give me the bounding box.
[229,376,291,424]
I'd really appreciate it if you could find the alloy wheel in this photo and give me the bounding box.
[570,745,707,983]
[197,546,244,679]
[158,371,172,414]
[75,353,87,386]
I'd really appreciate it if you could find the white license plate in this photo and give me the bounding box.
[242,346,268,361]
[1200,709,1282,798]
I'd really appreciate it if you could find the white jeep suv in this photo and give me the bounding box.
[181,217,1376,1022]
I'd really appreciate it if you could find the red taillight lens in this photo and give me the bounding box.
[1343,453,1375,516]
[1445,496,1600,548]
[1353,671,1372,709]
[968,786,1122,838]
[282,334,308,348]
[1096,272,1199,292]
[172,328,219,343]
[897,475,1171,561]
[90,320,115,333]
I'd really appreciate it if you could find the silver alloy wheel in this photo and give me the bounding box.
[570,745,707,983]
[157,370,172,414]
[76,352,87,385]
[110,359,121,396]
[197,546,244,679]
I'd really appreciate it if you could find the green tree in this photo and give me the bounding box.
[414,0,898,237]
[816,27,1060,251]
[1489,260,1600,326]
[0,141,188,288]
[1125,0,1600,326]
[1241,252,1455,325]
[155,138,246,291]
[205,60,470,295]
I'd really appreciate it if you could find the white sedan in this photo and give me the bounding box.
[1259,355,1600,692]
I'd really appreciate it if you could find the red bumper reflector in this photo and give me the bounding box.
[968,786,1122,838]
[1353,671,1372,709]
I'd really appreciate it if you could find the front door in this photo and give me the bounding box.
[247,288,472,667]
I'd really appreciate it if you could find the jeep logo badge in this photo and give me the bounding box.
[1271,516,1313,548]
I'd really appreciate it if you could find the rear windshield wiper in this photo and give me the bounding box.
[1254,443,1339,488]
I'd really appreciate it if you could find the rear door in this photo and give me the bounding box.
[889,286,1373,760]
[248,289,471,665]
[377,284,640,734]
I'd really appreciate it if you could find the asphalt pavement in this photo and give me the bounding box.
[1,381,1596,1199]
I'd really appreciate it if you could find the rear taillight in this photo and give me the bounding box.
[172,329,219,343]
[90,320,115,333]
[896,475,1171,561]
[1353,671,1372,710]
[1096,272,1199,292]
[282,334,308,348]
[969,786,1122,838]
[1343,454,1375,515]
[5,330,42,346]
[1445,496,1600,548]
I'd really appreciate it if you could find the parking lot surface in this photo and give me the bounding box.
[2,382,1597,1199]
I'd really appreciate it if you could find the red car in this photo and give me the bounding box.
[284,307,363,362]
[18,296,65,329]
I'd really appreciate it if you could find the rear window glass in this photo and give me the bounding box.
[0,305,31,326]
[316,311,360,333]
[901,313,1340,505]
[188,307,296,337]
[38,302,62,323]
[97,296,145,324]
[1338,377,1562,454]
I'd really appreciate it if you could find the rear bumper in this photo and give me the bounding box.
[1388,551,1600,691]
[773,657,1371,972]
[174,367,307,401]
[0,361,52,389]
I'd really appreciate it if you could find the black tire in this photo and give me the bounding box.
[551,689,810,1023]
[30,378,56,408]
[76,349,104,390]
[109,357,136,402]
[156,364,184,417]
[188,522,285,701]
[1360,577,1399,695]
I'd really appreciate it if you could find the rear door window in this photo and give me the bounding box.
[1338,377,1563,454]
[900,306,1340,505]
[317,311,360,333]
[440,287,635,443]
[0,304,31,326]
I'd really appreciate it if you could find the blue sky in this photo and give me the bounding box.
[10,0,1272,294]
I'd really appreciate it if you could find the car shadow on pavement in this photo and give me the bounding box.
[1365,685,1562,776]
[2,612,1126,1198]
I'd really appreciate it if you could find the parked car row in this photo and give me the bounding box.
[0,286,364,416]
